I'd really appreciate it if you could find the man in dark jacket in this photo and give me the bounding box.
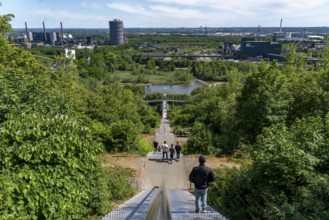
[189,155,215,213]
[175,141,182,161]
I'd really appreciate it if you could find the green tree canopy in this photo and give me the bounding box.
[0,3,14,33]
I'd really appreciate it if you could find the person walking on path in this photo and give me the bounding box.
[189,155,215,213]
[169,144,175,163]
[153,141,158,153]
[175,142,182,161]
[162,141,169,161]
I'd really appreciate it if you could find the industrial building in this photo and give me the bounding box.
[31,32,57,45]
[87,36,93,45]
[240,40,282,59]
[23,21,69,46]
[109,19,125,46]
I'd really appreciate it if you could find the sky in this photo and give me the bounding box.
[1,0,329,28]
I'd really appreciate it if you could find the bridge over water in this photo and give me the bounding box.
[145,99,186,103]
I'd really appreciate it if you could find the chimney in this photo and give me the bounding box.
[43,21,47,43]
[25,21,29,43]
[60,22,64,46]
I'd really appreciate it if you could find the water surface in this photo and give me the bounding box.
[144,81,205,95]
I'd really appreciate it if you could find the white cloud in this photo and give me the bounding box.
[150,0,201,5]
[149,0,328,17]
[8,0,329,28]
[149,5,203,19]
[107,3,155,17]
[80,2,101,9]
[33,9,108,23]
[107,2,204,20]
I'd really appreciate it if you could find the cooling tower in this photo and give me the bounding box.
[109,19,124,46]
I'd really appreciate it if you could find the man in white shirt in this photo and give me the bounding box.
[162,141,169,161]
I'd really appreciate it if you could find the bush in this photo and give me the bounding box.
[106,166,135,201]
[184,122,217,155]
[136,138,154,156]
[0,113,107,219]
[208,166,252,220]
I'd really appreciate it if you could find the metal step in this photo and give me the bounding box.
[102,188,158,220]
[102,188,228,220]
[167,190,228,220]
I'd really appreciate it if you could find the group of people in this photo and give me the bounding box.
[153,141,182,162]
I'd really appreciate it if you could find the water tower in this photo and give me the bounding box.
[109,19,124,46]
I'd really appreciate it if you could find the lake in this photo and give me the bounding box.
[144,80,205,95]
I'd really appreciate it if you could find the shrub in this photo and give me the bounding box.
[106,166,135,201]
[0,113,106,219]
[137,138,154,156]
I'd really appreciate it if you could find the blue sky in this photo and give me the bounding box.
[1,0,329,28]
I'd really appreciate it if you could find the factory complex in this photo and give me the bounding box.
[8,19,329,63]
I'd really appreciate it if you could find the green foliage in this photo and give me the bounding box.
[169,46,329,218]
[184,122,217,155]
[0,34,145,219]
[106,119,141,152]
[174,69,193,82]
[146,58,156,70]
[209,117,329,219]
[145,92,165,100]
[105,166,135,201]
[4,21,329,219]
[0,113,105,219]
[0,3,14,33]
[235,61,291,143]
[191,60,256,81]
[169,70,243,154]
[136,139,154,156]
[81,82,159,151]
[208,166,251,220]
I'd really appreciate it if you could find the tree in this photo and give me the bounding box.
[0,113,106,219]
[235,61,291,143]
[185,122,217,155]
[146,58,155,70]
[0,3,14,33]
[0,35,111,218]
[209,117,329,219]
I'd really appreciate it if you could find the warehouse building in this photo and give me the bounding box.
[240,40,282,59]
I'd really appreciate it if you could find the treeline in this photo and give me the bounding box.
[32,45,257,84]
[0,29,159,219]
[169,47,329,218]
[29,34,255,84]
[127,34,241,48]
[145,92,189,101]
[191,60,257,81]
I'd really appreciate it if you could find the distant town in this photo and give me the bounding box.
[6,19,329,63]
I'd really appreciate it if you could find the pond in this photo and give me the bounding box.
[144,80,205,95]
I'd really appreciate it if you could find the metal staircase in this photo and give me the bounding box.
[102,188,228,220]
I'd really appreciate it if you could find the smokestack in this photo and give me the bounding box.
[279,19,282,33]
[25,21,29,43]
[60,22,64,47]
[43,21,47,43]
